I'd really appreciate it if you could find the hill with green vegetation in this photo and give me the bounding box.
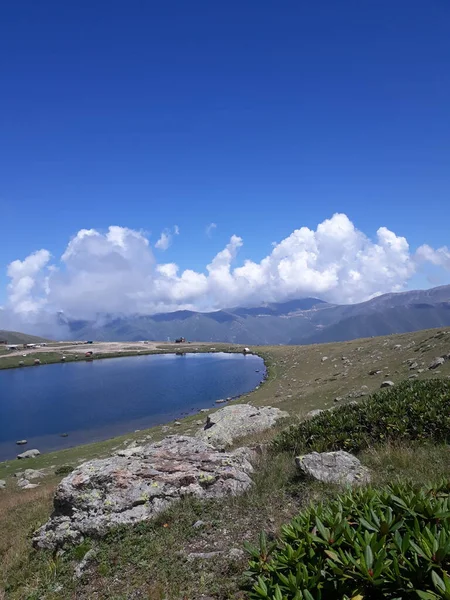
[1,326,450,598]
[0,329,51,345]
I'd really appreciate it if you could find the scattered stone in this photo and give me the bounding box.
[23,469,45,480]
[187,551,223,561]
[418,369,425,373]
[429,357,445,370]
[409,374,419,379]
[333,397,342,403]
[60,433,69,438]
[369,369,382,375]
[196,404,289,449]
[409,362,419,370]
[16,440,27,445]
[295,451,370,486]
[199,408,210,413]
[74,549,96,579]
[305,409,324,419]
[321,356,328,362]
[228,547,245,560]
[380,381,395,388]
[33,436,254,550]
[17,449,40,459]
[174,421,182,426]
[0,480,6,490]
[195,420,204,426]
[215,398,227,404]
[193,520,206,529]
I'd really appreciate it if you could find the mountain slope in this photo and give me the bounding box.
[0,330,51,345]
[62,285,450,345]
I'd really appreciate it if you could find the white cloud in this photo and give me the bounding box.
[416,244,450,270]
[155,231,171,250]
[206,222,217,237]
[155,225,179,250]
[1,214,450,333]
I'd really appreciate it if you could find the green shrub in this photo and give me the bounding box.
[273,379,450,454]
[245,481,450,599]
[54,465,74,475]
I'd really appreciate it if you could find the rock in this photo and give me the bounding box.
[369,369,382,375]
[321,356,328,362]
[295,451,370,486]
[409,374,419,379]
[16,440,27,445]
[196,404,289,449]
[187,551,223,561]
[306,409,324,419]
[228,547,245,560]
[418,369,425,373]
[33,436,254,550]
[23,469,45,480]
[17,449,40,459]
[409,362,419,370]
[380,381,395,388]
[74,548,96,579]
[0,480,6,490]
[115,446,144,458]
[193,520,206,529]
[174,421,182,426]
[17,478,40,489]
[215,398,227,404]
[60,433,69,437]
[429,357,445,370]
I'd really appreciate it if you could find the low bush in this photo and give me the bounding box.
[245,481,450,599]
[273,379,450,454]
[54,465,74,475]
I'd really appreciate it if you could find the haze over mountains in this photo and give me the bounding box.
[57,284,450,345]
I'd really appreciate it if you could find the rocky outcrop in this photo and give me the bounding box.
[196,404,289,449]
[0,480,5,490]
[295,451,370,486]
[33,436,254,550]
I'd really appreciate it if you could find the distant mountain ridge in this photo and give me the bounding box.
[58,285,450,345]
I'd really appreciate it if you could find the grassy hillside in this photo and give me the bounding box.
[1,327,450,598]
[0,330,51,345]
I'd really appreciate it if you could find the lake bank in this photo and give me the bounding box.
[0,352,265,461]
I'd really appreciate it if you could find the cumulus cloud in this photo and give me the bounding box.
[206,222,217,237]
[1,213,449,333]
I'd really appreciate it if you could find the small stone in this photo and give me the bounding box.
[60,433,69,438]
[0,480,6,490]
[16,440,28,445]
[380,381,395,388]
[228,548,245,560]
[409,374,419,379]
[193,520,206,529]
[74,549,96,579]
[174,421,182,426]
[187,551,223,561]
[369,369,381,375]
[321,356,328,362]
[409,362,419,370]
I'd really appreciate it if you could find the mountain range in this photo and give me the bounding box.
[59,284,450,345]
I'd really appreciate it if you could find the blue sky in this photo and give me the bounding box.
[1,0,450,325]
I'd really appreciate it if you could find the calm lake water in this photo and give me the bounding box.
[0,352,264,461]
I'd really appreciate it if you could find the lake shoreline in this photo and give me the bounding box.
[0,349,267,464]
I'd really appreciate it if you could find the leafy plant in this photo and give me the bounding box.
[244,481,450,599]
[273,379,450,454]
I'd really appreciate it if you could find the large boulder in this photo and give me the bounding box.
[17,449,40,459]
[429,357,445,370]
[33,436,254,550]
[196,404,289,449]
[295,451,370,486]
